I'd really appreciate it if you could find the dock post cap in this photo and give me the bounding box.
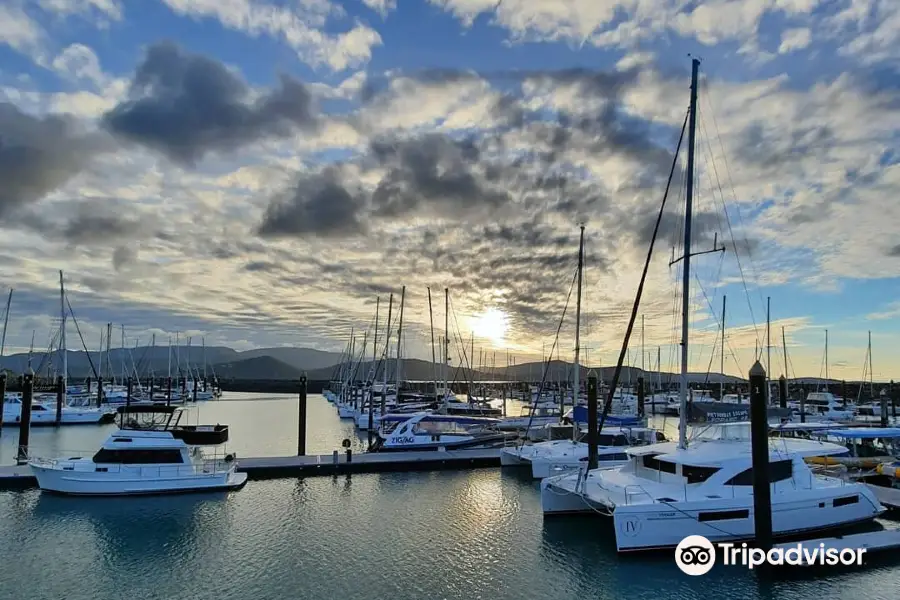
[299,376,307,383]
[749,360,766,377]
[586,369,598,378]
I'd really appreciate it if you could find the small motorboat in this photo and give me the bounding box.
[28,405,247,496]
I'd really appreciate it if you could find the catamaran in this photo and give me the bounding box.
[539,58,884,552]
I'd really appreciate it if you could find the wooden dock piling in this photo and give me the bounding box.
[298,376,307,456]
[750,360,772,553]
[16,373,34,465]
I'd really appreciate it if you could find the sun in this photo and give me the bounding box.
[472,307,509,346]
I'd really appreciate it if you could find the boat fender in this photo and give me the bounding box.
[876,463,900,478]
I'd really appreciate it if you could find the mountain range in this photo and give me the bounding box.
[0,345,853,385]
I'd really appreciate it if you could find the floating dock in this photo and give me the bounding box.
[0,448,503,490]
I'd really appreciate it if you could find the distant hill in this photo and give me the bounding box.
[305,358,747,386]
[213,356,304,380]
[236,347,343,371]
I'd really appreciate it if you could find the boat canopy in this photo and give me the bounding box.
[116,404,181,415]
[824,428,900,439]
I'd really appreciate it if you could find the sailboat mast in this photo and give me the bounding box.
[721,294,726,400]
[573,225,585,435]
[373,297,380,375]
[59,271,67,399]
[825,329,829,392]
[766,296,771,404]
[0,288,12,358]
[868,330,874,397]
[444,288,449,396]
[396,286,405,385]
[677,58,700,450]
[428,288,437,397]
[782,326,789,398]
[573,226,585,393]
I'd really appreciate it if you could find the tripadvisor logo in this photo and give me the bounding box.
[675,535,866,574]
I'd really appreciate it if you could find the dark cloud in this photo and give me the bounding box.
[370,134,510,219]
[17,198,149,246]
[257,167,366,238]
[112,246,137,271]
[103,41,318,165]
[887,244,900,257]
[736,122,834,170]
[0,103,100,217]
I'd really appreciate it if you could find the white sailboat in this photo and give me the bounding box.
[539,58,884,552]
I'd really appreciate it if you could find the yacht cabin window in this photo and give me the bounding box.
[641,454,677,474]
[682,464,720,484]
[725,459,793,486]
[92,449,184,464]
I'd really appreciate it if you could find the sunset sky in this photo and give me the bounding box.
[1,1,898,382]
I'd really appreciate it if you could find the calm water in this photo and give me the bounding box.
[1,395,899,600]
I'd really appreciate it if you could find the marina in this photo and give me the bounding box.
[1,4,899,598]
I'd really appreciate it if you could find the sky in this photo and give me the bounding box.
[0,0,899,382]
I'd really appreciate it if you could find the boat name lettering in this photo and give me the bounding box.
[391,436,416,444]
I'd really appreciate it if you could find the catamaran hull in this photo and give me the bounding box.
[541,477,883,551]
[866,483,900,510]
[30,465,248,496]
[499,448,530,467]
[531,457,629,479]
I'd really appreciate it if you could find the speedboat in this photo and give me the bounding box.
[540,432,884,551]
[372,412,516,451]
[28,405,247,496]
[3,395,115,426]
[501,426,666,479]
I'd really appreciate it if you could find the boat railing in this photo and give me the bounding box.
[623,484,653,505]
[30,456,237,477]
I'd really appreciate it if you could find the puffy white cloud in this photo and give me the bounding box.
[159,0,383,71]
[778,27,812,53]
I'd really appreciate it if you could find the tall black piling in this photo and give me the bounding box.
[166,376,172,406]
[298,376,307,456]
[192,382,198,403]
[637,376,645,418]
[587,372,598,470]
[749,361,772,553]
[778,375,787,409]
[16,373,34,465]
[96,378,104,408]
[126,377,132,407]
[55,375,64,426]
[799,391,806,424]
[881,389,889,428]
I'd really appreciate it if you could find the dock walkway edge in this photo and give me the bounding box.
[0,448,503,490]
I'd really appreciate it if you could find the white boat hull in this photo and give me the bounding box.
[3,406,113,426]
[867,483,900,510]
[30,463,248,495]
[541,475,883,551]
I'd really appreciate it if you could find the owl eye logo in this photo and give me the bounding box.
[675,535,716,575]
[678,546,712,565]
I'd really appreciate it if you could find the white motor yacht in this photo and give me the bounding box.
[373,412,515,451]
[29,405,247,496]
[3,395,115,426]
[501,426,666,479]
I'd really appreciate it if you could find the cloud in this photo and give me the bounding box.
[0,103,106,217]
[38,0,123,21]
[362,0,397,17]
[102,42,319,165]
[778,27,812,53]
[159,0,382,71]
[257,166,367,238]
[0,5,45,57]
[867,301,900,321]
[52,43,106,87]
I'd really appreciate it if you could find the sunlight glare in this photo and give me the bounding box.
[472,307,509,346]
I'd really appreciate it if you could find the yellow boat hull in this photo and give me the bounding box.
[805,455,893,469]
